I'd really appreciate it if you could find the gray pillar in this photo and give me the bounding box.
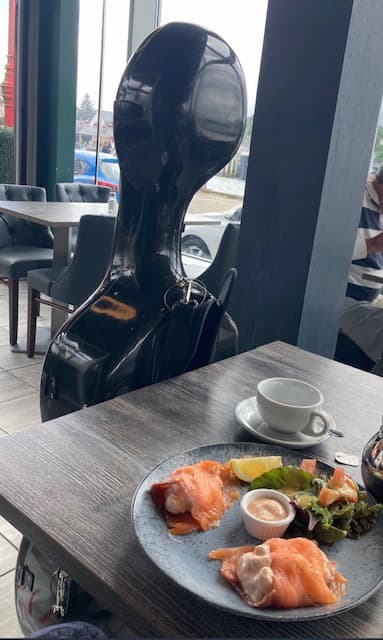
[234,0,383,357]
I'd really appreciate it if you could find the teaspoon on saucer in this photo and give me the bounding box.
[329,427,344,437]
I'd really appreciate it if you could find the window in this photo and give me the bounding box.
[74,158,87,175]
[0,0,15,183]
[100,159,119,182]
[75,0,131,193]
[159,0,268,266]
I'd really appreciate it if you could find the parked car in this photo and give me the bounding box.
[182,204,242,260]
[74,149,120,193]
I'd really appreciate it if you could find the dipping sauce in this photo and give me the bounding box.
[247,497,288,522]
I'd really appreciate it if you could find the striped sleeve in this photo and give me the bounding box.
[352,234,367,261]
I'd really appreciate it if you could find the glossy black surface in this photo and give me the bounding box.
[361,428,383,501]
[40,22,246,420]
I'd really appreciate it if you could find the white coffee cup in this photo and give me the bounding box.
[256,377,332,436]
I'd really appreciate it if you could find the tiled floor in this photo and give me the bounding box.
[0,282,45,637]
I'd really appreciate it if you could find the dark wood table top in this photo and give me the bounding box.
[1,341,383,637]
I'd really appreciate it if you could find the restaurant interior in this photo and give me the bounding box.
[1,0,383,638]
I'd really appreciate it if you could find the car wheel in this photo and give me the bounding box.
[181,236,211,260]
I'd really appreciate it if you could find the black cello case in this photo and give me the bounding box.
[15,22,246,635]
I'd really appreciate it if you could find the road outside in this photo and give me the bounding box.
[187,188,242,215]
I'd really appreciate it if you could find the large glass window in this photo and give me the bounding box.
[75,0,131,195]
[0,0,15,184]
[159,0,268,265]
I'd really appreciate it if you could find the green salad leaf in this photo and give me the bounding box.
[314,524,348,544]
[347,496,383,539]
[249,465,383,545]
[307,501,333,529]
[250,466,316,496]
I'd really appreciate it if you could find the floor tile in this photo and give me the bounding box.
[0,392,41,433]
[0,370,36,403]
[10,363,43,389]
[0,313,11,329]
[0,326,10,346]
[0,571,22,638]
[0,345,43,370]
[0,535,18,576]
[0,517,22,549]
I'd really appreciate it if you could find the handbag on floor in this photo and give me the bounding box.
[15,538,110,636]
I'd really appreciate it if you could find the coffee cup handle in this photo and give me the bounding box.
[305,410,332,437]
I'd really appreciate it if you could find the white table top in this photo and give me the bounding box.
[0,200,218,228]
[0,201,110,227]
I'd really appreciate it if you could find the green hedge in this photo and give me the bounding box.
[0,127,15,183]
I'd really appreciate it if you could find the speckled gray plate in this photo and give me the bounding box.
[132,442,383,621]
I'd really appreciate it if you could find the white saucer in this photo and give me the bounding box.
[235,396,332,449]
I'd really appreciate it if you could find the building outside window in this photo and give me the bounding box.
[0,0,15,184]
[75,0,131,196]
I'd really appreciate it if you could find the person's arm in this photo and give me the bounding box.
[352,231,383,260]
[366,232,383,254]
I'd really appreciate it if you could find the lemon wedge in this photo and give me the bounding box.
[229,456,282,482]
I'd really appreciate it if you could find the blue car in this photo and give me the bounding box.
[74,149,120,195]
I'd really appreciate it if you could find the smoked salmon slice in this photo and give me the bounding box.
[209,537,347,608]
[150,460,241,535]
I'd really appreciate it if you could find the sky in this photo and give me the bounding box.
[0,0,268,116]
[76,0,131,115]
[76,0,268,116]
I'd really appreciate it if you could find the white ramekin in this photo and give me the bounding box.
[240,488,295,540]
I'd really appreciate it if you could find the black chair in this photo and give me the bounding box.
[333,330,383,381]
[0,184,53,345]
[334,331,375,372]
[26,214,115,357]
[198,222,240,300]
[55,183,111,203]
[56,183,111,252]
[198,223,240,362]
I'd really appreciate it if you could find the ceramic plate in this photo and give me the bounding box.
[235,397,331,449]
[132,442,383,621]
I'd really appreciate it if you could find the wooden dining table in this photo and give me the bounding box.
[1,340,383,638]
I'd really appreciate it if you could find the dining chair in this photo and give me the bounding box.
[197,222,240,301]
[334,332,374,372]
[0,184,53,345]
[26,214,116,357]
[55,182,111,203]
[335,330,383,379]
[55,182,111,252]
[197,223,241,364]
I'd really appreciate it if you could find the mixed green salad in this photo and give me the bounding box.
[250,464,383,544]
